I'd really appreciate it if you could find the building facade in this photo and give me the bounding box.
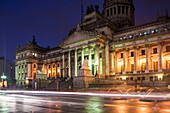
[15,0,170,86]
[0,57,15,84]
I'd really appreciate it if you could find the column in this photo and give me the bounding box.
[145,45,149,73]
[112,51,116,75]
[124,49,129,74]
[88,46,92,70]
[75,48,78,77]
[68,51,71,77]
[102,46,106,75]
[111,52,114,72]
[81,47,84,66]
[27,62,32,78]
[133,47,137,74]
[105,41,110,76]
[158,43,163,72]
[95,44,100,75]
[62,53,65,77]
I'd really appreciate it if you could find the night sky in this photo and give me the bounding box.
[0,0,170,62]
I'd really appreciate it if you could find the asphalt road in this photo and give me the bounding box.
[0,93,170,113]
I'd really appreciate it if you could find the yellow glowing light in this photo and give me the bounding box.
[122,77,126,80]
[140,59,146,63]
[166,56,170,60]
[57,69,60,73]
[119,61,123,65]
[158,75,163,80]
[25,80,29,84]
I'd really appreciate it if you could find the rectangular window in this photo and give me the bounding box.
[126,6,128,14]
[110,8,113,15]
[142,77,145,80]
[141,50,145,55]
[122,6,125,14]
[114,7,116,14]
[131,64,134,72]
[166,60,170,69]
[107,9,109,17]
[131,51,134,57]
[92,54,94,59]
[84,56,88,59]
[120,53,124,58]
[118,6,121,14]
[153,61,158,70]
[100,53,102,58]
[166,46,170,52]
[121,65,124,72]
[78,57,81,61]
[153,48,157,54]
[141,63,146,71]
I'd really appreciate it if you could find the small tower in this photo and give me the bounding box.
[103,0,135,28]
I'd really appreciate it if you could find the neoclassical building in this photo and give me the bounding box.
[15,0,170,86]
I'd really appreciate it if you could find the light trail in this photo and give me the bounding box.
[0,90,170,99]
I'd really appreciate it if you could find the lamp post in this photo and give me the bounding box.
[1,72,7,88]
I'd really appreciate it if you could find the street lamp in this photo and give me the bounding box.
[1,72,7,88]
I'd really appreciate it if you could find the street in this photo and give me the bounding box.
[0,93,170,113]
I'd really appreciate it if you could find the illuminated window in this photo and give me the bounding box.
[144,32,147,35]
[166,46,170,52]
[53,64,55,68]
[131,64,134,72]
[129,35,133,38]
[151,30,155,33]
[33,73,36,79]
[121,65,124,72]
[141,63,146,71]
[166,60,170,69]
[141,50,145,55]
[53,72,55,77]
[153,48,157,54]
[153,61,158,70]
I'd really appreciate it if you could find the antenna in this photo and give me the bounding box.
[81,0,84,23]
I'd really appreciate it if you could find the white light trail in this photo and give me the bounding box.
[0,90,170,99]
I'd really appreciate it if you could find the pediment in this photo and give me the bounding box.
[60,30,98,47]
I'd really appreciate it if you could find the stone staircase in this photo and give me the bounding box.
[43,77,73,91]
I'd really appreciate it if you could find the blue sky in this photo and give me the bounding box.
[0,0,170,61]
